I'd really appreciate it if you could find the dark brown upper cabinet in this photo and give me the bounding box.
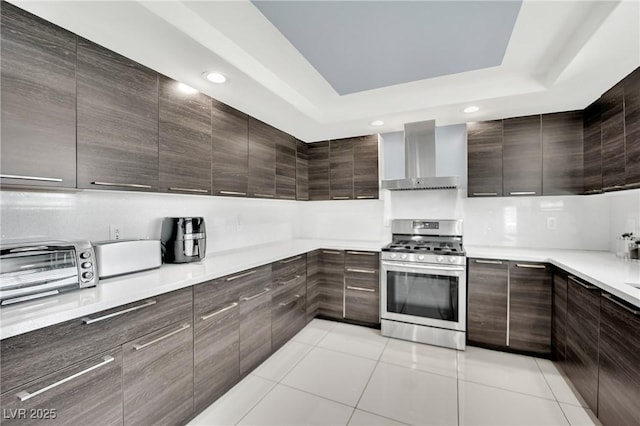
[248,118,277,199]
[76,39,159,192]
[583,101,603,194]
[0,2,77,189]
[296,140,309,201]
[158,76,212,195]
[601,81,626,192]
[467,120,503,197]
[624,68,640,189]
[503,116,542,197]
[211,99,249,197]
[308,141,331,200]
[330,138,354,200]
[353,135,379,199]
[542,111,583,195]
[275,129,297,200]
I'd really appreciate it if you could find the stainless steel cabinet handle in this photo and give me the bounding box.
[347,268,376,274]
[472,192,498,196]
[298,197,309,201]
[515,264,546,269]
[346,251,376,256]
[280,256,303,264]
[602,293,640,315]
[168,187,209,193]
[133,323,191,351]
[219,190,247,196]
[82,300,156,324]
[200,302,239,321]
[279,294,301,307]
[509,191,536,196]
[0,174,63,183]
[332,196,350,200]
[346,286,375,293]
[322,250,342,255]
[16,355,115,402]
[226,270,257,282]
[279,275,301,286]
[603,185,625,191]
[568,276,599,290]
[474,259,503,265]
[356,195,376,199]
[91,181,152,189]
[254,193,275,198]
[242,288,270,302]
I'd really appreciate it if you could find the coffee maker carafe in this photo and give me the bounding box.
[161,217,206,263]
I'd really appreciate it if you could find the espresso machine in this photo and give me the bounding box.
[161,217,206,263]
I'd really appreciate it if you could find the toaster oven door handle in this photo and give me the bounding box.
[7,245,50,253]
[132,323,191,351]
[16,355,115,402]
[82,300,157,324]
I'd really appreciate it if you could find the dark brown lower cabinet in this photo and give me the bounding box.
[272,278,307,350]
[0,348,122,426]
[123,321,194,426]
[318,250,345,320]
[306,250,320,322]
[598,293,640,426]
[467,259,508,348]
[551,271,568,364]
[344,251,379,324]
[193,278,240,411]
[508,262,552,354]
[565,276,600,413]
[238,267,272,376]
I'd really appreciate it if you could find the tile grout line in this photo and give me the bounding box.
[377,358,458,381]
[534,358,572,426]
[458,377,560,403]
[278,381,356,410]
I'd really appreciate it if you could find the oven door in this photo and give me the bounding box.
[381,260,466,331]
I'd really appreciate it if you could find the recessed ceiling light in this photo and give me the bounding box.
[370,120,385,127]
[463,106,480,113]
[177,82,198,94]
[205,72,227,84]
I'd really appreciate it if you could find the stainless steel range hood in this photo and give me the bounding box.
[381,120,459,191]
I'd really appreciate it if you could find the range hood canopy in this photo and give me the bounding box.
[381,120,459,191]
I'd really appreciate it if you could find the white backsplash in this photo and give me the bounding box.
[606,189,640,251]
[0,190,298,253]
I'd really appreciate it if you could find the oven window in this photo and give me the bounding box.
[386,271,458,321]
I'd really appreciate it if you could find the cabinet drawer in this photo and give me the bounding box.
[228,265,272,301]
[272,282,307,350]
[123,321,194,426]
[239,288,272,376]
[345,250,379,271]
[272,254,306,283]
[273,271,306,297]
[1,287,192,393]
[0,348,122,426]
[345,284,379,325]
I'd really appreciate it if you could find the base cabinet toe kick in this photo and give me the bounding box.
[467,257,640,426]
[0,247,380,425]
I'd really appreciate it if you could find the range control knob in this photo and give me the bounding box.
[417,255,425,261]
[436,255,444,262]
[82,272,94,280]
[448,257,457,263]
[401,254,408,260]
[80,251,92,259]
[82,262,92,269]
[390,253,397,259]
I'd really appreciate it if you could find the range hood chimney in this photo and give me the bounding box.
[381,120,459,191]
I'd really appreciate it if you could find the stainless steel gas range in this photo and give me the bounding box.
[380,219,466,350]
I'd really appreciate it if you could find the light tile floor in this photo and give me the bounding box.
[189,319,601,426]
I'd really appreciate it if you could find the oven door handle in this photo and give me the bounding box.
[381,261,465,272]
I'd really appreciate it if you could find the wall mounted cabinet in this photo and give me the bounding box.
[308,141,331,200]
[248,118,277,199]
[330,138,354,200]
[353,135,380,199]
[467,120,504,197]
[275,130,297,200]
[158,75,212,195]
[583,101,603,194]
[542,111,583,195]
[296,140,309,201]
[503,116,542,197]
[600,82,626,192]
[76,39,159,192]
[211,99,249,198]
[624,68,640,189]
[0,2,77,189]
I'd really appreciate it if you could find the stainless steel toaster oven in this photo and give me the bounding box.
[0,241,98,305]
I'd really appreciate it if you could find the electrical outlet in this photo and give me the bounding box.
[546,217,557,230]
[110,224,122,240]
[236,214,243,231]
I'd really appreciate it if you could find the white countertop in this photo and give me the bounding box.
[0,239,386,340]
[467,245,640,309]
